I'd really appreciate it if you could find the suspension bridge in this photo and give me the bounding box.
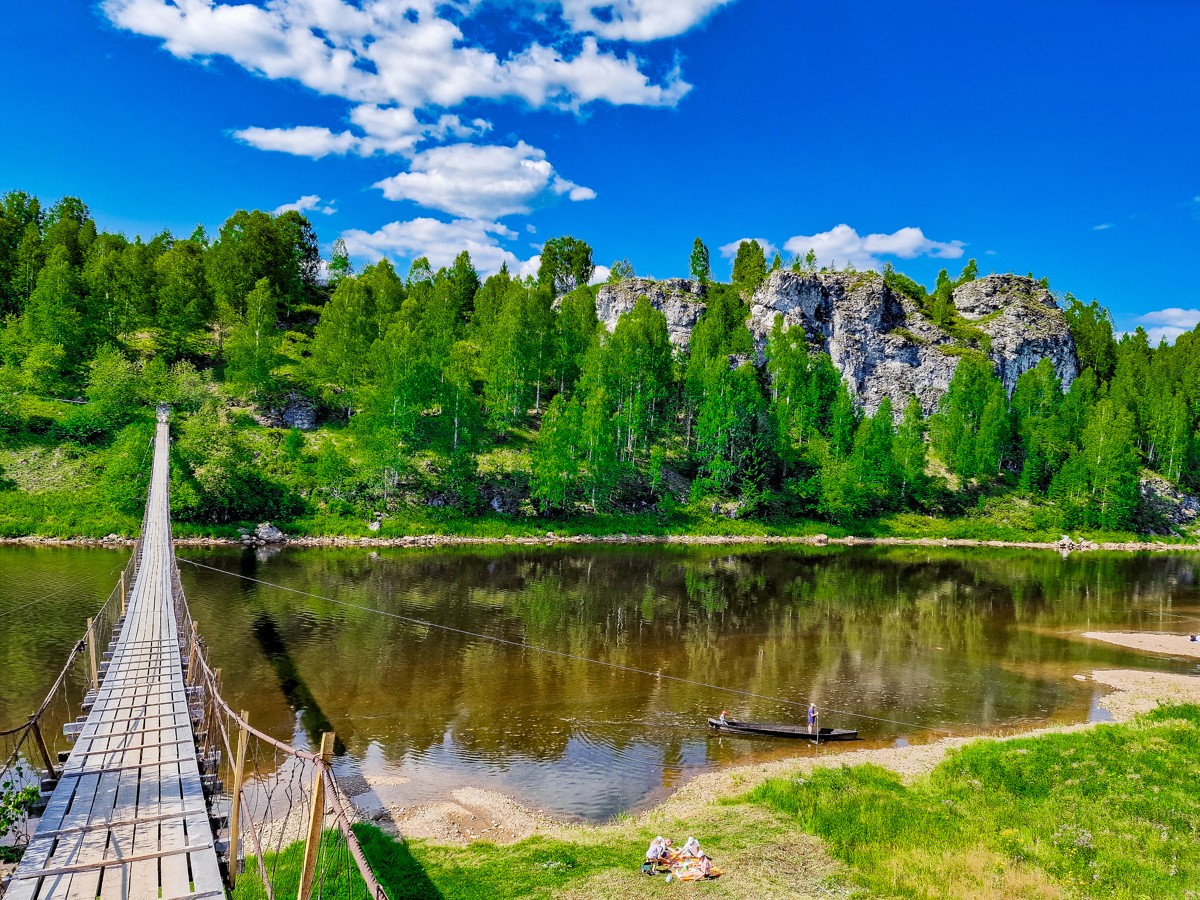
[1,410,385,900]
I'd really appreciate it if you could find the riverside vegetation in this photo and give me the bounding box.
[226,703,1200,899]
[0,190,1198,541]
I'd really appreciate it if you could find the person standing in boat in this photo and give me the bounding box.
[807,703,818,734]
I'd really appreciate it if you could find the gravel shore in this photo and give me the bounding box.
[363,665,1200,847]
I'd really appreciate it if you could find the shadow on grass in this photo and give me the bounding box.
[234,828,443,900]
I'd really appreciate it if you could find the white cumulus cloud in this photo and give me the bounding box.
[102,0,691,112]
[272,194,337,216]
[555,0,733,41]
[1130,308,1200,346]
[340,217,531,275]
[783,224,965,270]
[234,125,358,158]
[373,141,595,220]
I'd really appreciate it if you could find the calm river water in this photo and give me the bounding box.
[2,545,1198,821]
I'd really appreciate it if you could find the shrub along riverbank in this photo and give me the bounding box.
[230,703,1200,899]
[0,399,1194,546]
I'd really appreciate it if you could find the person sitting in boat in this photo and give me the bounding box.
[808,703,818,734]
[718,710,727,725]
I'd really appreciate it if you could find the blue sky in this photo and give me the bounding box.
[5,0,1199,340]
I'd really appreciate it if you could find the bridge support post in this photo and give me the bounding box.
[186,622,199,684]
[85,618,99,691]
[298,732,335,900]
[228,710,249,887]
[119,571,127,617]
[28,715,58,780]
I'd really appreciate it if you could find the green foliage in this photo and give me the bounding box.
[730,239,767,297]
[1064,294,1117,380]
[3,185,1200,538]
[748,705,1200,897]
[607,257,634,282]
[1,766,40,840]
[537,235,594,296]
[225,277,282,398]
[688,237,710,284]
[930,356,1013,483]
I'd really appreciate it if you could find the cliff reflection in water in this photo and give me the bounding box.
[175,546,1200,819]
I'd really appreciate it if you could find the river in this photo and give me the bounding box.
[2,544,1197,821]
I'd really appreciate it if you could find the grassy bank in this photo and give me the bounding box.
[233,704,1200,899]
[0,400,1193,545]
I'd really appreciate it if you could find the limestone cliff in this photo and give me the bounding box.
[595,272,1079,417]
[594,277,706,349]
[746,271,1078,415]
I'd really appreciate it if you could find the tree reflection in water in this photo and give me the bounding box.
[4,545,1197,820]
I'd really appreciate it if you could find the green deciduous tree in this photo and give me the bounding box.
[538,236,594,296]
[225,277,281,397]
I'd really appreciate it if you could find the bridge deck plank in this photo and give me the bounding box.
[9,416,224,900]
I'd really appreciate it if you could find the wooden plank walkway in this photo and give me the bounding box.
[8,412,224,900]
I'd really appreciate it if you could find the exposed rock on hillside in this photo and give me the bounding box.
[953,274,1079,396]
[254,391,317,430]
[745,271,1078,416]
[593,272,1079,416]
[594,277,705,349]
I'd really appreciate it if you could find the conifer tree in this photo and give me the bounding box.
[689,238,710,285]
[731,240,767,297]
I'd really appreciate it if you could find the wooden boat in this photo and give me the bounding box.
[707,717,859,741]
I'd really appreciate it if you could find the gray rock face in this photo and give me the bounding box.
[744,271,1079,417]
[594,277,706,349]
[952,274,1079,396]
[255,391,317,431]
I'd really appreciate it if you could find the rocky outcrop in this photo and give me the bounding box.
[254,391,317,430]
[953,275,1079,396]
[594,277,705,349]
[1139,473,1200,535]
[592,272,1079,417]
[745,271,1079,416]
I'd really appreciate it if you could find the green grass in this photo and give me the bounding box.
[746,704,1200,898]
[232,706,1200,899]
[234,828,641,900]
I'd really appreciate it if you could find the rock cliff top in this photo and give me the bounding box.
[594,277,705,349]
[595,272,1079,416]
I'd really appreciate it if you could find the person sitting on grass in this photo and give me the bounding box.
[646,836,675,866]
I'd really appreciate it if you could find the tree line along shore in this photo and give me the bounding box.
[0,190,1198,541]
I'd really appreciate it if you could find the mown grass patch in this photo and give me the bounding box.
[746,704,1200,898]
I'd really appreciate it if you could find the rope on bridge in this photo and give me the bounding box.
[4,562,389,900]
[0,546,140,849]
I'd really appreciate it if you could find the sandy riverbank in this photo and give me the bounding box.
[0,532,1196,553]
[1083,630,1200,659]
[359,666,1200,849]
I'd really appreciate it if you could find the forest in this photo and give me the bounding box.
[0,189,1197,539]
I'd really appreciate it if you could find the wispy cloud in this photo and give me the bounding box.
[1092,222,1115,231]
[273,194,336,216]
